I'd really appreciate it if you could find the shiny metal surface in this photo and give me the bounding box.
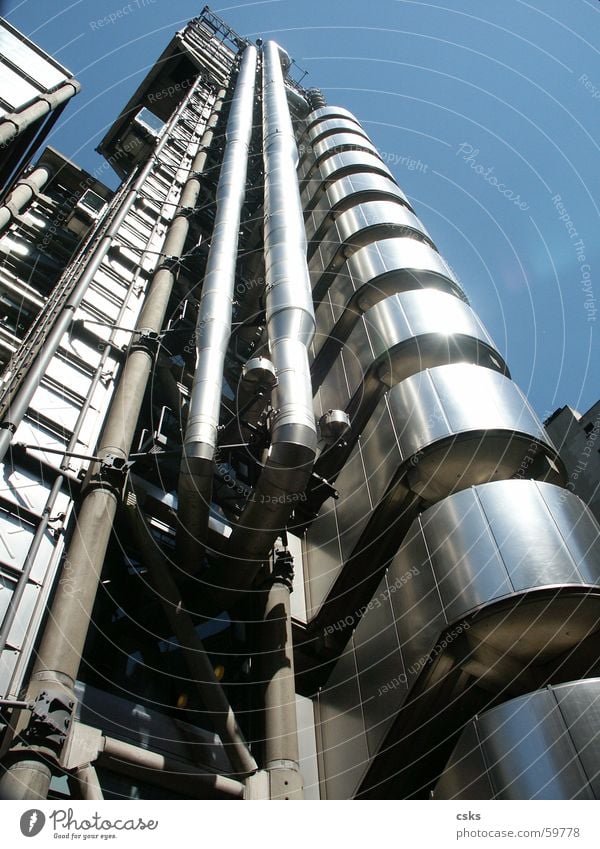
[302,133,382,179]
[433,679,600,799]
[300,150,394,211]
[220,40,317,584]
[317,290,507,425]
[178,46,257,564]
[316,637,370,799]
[384,363,561,501]
[309,201,435,301]
[305,370,564,616]
[305,118,370,147]
[303,105,362,133]
[313,237,463,348]
[306,173,411,243]
[318,483,600,798]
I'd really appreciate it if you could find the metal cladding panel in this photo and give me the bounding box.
[366,290,496,360]
[317,289,504,408]
[317,637,370,799]
[407,481,600,624]
[353,576,407,758]
[432,721,494,800]
[317,349,351,413]
[306,118,369,146]
[422,489,514,623]
[303,496,343,619]
[308,201,433,282]
[386,523,449,689]
[538,484,600,584]
[330,319,373,410]
[304,105,362,132]
[553,680,600,798]
[386,364,549,458]
[335,442,373,564]
[325,173,410,212]
[359,395,403,506]
[306,176,411,243]
[475,483,584,590]
[311,132,379,165]
[477,690,594,800]
[301,151,394,209]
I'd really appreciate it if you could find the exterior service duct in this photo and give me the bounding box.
[201,40,317,605]
[178,45,257,572]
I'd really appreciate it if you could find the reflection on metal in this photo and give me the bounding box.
[178,45,257,572]
[433,679,600,799]
[0,7,598,803]
[317,481,600,798]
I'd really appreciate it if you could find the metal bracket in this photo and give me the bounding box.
[156,254,181,273]
[19,687,76,757]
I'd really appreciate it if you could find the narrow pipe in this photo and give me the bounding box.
[202,40,317,605]
[178,45,257,573]
[0,165,52,233]
[0,80,225,801]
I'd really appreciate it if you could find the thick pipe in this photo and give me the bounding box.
[0,82,201,463]
[73,765,104,800]
[0,82,226,801]
[0,80,80,148]
[261,561,303,799]
[100,736,245,798]
[0,165,52,232]
[204,40,317,603]
[126,491,258,778]
[178,45,257,573]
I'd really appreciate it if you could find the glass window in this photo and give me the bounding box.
[0,26,67,90]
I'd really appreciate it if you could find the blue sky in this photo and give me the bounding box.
[5,0,599,419]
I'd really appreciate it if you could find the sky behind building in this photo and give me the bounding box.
[5,0,599,418]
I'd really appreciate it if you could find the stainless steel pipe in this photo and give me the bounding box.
[178,45,258,573]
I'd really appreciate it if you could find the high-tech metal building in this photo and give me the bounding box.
[0,8,599,801]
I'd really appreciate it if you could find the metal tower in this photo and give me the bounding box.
[0,8,599,801]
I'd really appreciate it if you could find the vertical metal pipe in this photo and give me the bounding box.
[178,45,257,572]
[201,40,317,605]
[0,165,52,233]
[0,82,227,800]
[261,553,303,799]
